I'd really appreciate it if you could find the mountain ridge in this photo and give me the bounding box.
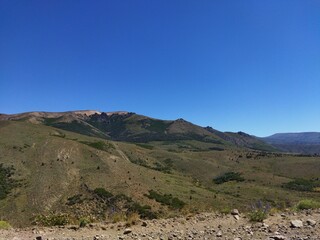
[0,110,275,152]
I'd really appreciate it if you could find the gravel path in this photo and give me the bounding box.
[1,210,319,240]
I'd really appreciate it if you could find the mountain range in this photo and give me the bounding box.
[263,132,320,155]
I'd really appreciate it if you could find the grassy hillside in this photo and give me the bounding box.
[1,120,320,227]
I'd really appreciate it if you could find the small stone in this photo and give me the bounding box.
[142,221,147,227]
[290,220,303,228]
[231,209,239,215]
[234,215,240,220]
[216,230,222,237]
[271,235,286,240]
[35,237,42,240]
[306,219,316,226]
[123,228,132,234]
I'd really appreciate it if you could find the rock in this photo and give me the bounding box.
[68,226,78,231]
[290,220,303,228]
[234,238,242,240]
[216,230,222,237]
[231,209,239,215]
[271,235,287,240]
[123,228,132,234]
[35,237,42,240]
[234,215,240,220]
[141,221,147,227]
[306,219,316,226]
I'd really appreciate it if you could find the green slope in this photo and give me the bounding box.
[1,120,320,227]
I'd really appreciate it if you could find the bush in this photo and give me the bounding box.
[0,220,11,229]
[248,200,270,222]
[129,202,157,219]
[126,212,140,226]
[0,164,19,200]
[94,188,113,199]
[111,212,127,223]
[135,143,154,150]
[66,194,83,205]
[80,141,114,151]
[213,172,244,184]
[79,217,90,228]
[283,179,320,192]
[145,190,185,210]
[296,199,320,210]
[33,213,70,226]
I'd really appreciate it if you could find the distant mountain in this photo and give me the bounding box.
[0,110,276,151]
[263,132,320,154]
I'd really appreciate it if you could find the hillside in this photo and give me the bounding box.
[263,132,320,154]
[0,111,275,151]
[0,111,320,227]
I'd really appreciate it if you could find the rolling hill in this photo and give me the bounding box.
[0,111,320,227]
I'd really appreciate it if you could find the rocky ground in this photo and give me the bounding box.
[1,210,319,240]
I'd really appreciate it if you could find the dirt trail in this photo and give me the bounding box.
[1,210,319,240]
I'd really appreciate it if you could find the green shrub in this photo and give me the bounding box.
[79,217,90,228]
[248,200,270,222]
[145,190,185,210]
[0,164,19,200]
[135,143,154,150]
[33,213,70,226]
[66,194,83,205]
[92,189,157,220]
[213,172,244,184]
[129,203,157,219]
[0,220,11,229]
[296,199,320,210]
[93,188,113,199]
[283,179,320,192]
[80,141,114,151]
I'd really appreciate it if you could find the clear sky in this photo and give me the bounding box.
[1,0,319,137]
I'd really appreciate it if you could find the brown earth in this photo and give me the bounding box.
[1,210,319,240]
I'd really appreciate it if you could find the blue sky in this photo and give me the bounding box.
[1,0,319,136]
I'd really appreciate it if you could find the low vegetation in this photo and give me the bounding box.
[283,179,320,192]
[79,217,91,228]
[295,199,320,210]
[93,188,113,199]
[79,141,114,151]
[135,143,154,150]
[0,220,11,229]
[213,172,245,184]
[66,194,84,205]
[0,164,19,200]
[92,188,157,220]
[248,200,270,222]
[33,213,70,226]
[145,190,185,210]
